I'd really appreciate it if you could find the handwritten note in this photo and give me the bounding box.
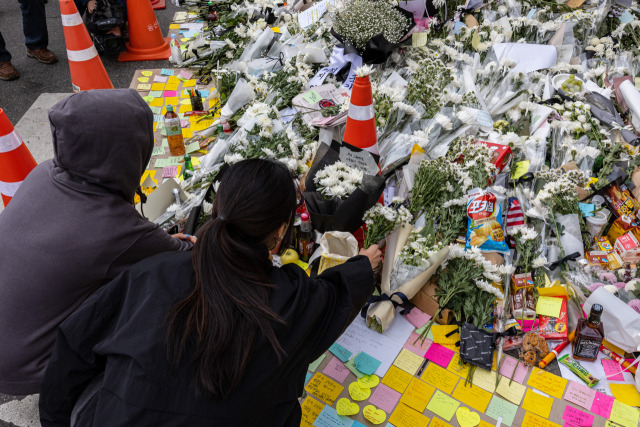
[564,381,595,410]
[137,83,152,91]
[610,400,640,427]
[447,353,471,378]
[141,70,153,77]
[431,325,460,345]
[471,367,497,393]
[304,373,344,405]
[405,307,431,328]
[369,384,401,413]
[313,405,354,427]
[302,89,322,105]
[452,381,493,413]
[381,365,413,393]
[610,383,640,407]
[602,358,625,381]
[496,376,526,405]
[393,349,424,375]
[323,357,350,383]
[389,402,430,427]
[162,165,177,178]
[399,378,435,413]
[527,367,567,399]
[329,343,352,362]
[355,352,382,375]
[522,389,554,419]
[499,355,528,384]
[521,411,562,427]
[300,396,324,427]
[427,390,460,421]
[535,296,563,318]
[309,354,326,372]
[562,405,594,427]
[160,68,174,76]
[404,332,432,357]
[344,357,364,378]
[486,395,518,427]
[178,70,193,80]
[590,391,615,418]
[185,141,200,154]
[424,343,455,368]
[420,362,459,394]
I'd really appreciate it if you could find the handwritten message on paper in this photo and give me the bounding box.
[471,367,497,393]
[521,411,562,427]
[527,367,567,399]
[304,373,344,405]
[323,357,350,383]
[420,362,459,394]
[313,405,354,427]
[564,380,596,410]
[300,396,324,427]
[610,400,640,427]
[496,375,527,405]
[452,381,493,413]
[399,378,435,413]
[486,395,519,427]
[499,355,529,384]
[591,391,615,418]
[354,352,381,376]
[522,389,554,419]
[447,353,471,379]
[562,405,594,427]
[329,343,352,362]
[389,402,430,427]
[602,358,625,381]
[368,384,401,413]
[424,343,455,368]
[403,332,432,356]
[392,349,424,376]
[381,365,413,394]
[426,390,460,422]
[405,307,431,329]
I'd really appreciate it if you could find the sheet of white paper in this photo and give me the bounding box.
[492,43,557,73]
[335,311,415,377]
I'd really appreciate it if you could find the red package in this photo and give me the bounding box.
[538,296,568,340]
[476,141,513,173]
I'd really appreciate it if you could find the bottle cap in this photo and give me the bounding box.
[166,105,174,112]
[591,304,603,316]
[301,213,309,221]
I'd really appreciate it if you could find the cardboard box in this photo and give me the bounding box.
[410,280,454,325]
[614,231,640,264]
[511,272,533,292]
[476,141,513,174]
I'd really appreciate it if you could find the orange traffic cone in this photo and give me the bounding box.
[342,75,379,156]
[0,109,37,207]
[60,0,114,92]
[119,0,171,62]
[151,0,166,10]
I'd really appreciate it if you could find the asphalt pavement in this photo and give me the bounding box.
[0,1,183,425]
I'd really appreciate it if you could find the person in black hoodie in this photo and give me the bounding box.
[39,158,381,426]
[0,89,193,395]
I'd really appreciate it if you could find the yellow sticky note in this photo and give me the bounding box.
[610,400,640,427]
[611,384,640,408]
[389,402,430,427]
[180,98,191,105]
[182,79,196,88]
[471,32,481,50]
[511,160,530,180]
[149,98,164,107]
[479,421,493,427]
[526,367,567,399]
[432,325,460,345]
[381,365,413,393]
[447,353,471,378]
[393,349,425,375]
[495,375,526,405]
[137,77,149,83]
[521,411,562,427]
[167,76,180,85]
[151,83,165,91]
[271,26,281,33]
[471,367,497,393]
[399,378,435,413]
[164,97,180,106]
[165,83,180,91]
[521,389,554,419]
[153,122,157,132]
[535,296,563,318]
[179,104,193,114]
[300,396,324,427]
[182,128,193,138]
[429,418,453,427]
[421,362,459,394]
[169,23,180,29]
[137,83,152,91]
[451,381,493,413]
[303,373,343,405]
[141,70,153,77]
[426,390,460,422]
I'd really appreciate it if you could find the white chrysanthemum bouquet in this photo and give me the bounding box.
[314,161,364,200]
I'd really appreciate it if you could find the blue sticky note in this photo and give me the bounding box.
[313,406,354,427]
[354,352,381,376]
[620,10,634,23]
[526,8,537,18]
[579,203,595,217]
[153,114,163,123]
[305,371,312,385]
[161,68,174,76]
[453,21,466,34]
[329,343,352,362]
[199,89,210,97]
[352,422,367,427]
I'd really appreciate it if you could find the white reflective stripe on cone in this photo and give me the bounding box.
[347,104,375,121]
[67,46,98,62]
[0,131,22,154]
[61,12,83,26]
[0,180,22,197]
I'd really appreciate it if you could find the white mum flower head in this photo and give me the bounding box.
[355,65,374,78]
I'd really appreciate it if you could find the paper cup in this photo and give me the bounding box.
[586,210,608,238]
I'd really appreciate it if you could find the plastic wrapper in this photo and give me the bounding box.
[465,188,509,254]
[219,78,256,118]
[584,287,640,353]
[556,213,585,257]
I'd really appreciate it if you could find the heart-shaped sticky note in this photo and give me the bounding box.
[363,405,386,425]
[348,382,371,401]
[141,70,153,77]
[137,77,149,83]
[336,398,359,416]
[456,407,481,427]
[357,374,380,389]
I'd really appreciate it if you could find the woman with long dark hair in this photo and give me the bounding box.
[39,158,381,426]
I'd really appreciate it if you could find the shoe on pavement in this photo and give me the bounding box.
[0,61,19,81]
[26,48,58,64]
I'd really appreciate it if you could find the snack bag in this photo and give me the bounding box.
[465,188,509,254]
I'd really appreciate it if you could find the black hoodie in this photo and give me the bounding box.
[0,89,191,395]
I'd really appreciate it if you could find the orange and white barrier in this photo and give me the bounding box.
[60,0,113,92]
[342,73,379,156]
[0,109,37,207]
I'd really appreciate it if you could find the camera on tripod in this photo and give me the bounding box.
[84,0,127,54]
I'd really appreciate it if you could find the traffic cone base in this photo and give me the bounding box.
[118,37,171,62]
[0,108,37,207]
[151,0,166,10]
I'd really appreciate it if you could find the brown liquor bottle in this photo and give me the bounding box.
[572,304,604,362]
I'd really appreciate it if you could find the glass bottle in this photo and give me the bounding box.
[297,213,315,262]
[183,153,194,180]
[164,105,185,156]
[572,304,605,362]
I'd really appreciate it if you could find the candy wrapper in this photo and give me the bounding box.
[465,188,509,254]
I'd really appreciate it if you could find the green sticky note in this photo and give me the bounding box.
[302,89,322,105]
[154,158,168,168]
[149,90,163,98]
[471,32,481,50]
[151,146,166,156]
[427,390,461,421]
[162,138,169,147]
[344,357,365,378]
[486,395,519,426]
[165,156,183,166]
[150,106,162,115]
[308,354,326,372]
[511,160,530,180]
[185,141,200,154]
[142,96,154,102]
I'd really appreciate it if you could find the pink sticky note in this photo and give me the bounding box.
[516,318,539,332]
[564,381,596,410]
[403,332,432,356]
[322,356,350,383]
[405,307,431,329]
[563,405,594,427]
[180,120,189,128]
[369,383,402,413]
[163,90,178,97]
[179,70,193,80]
[162,165,177,178]
[590,391,615,418]
[154,75,168,83]
[424,343,454,368]
[499,355,528,384]
[602,359,625,381]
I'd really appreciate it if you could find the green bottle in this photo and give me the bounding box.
[183,153,195,180]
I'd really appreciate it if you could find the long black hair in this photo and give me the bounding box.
[166,159,297,399]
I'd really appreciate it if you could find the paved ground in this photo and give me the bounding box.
[0,1,182,425]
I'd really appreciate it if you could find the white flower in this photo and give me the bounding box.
[435,114,453,130]
[603,285,618,294]
[532,255,548,269]
[355,65,374,78]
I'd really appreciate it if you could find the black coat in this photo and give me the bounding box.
[39,251,374,426]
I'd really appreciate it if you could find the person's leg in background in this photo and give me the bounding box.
[0,31,20,81]
[20,0,58,64]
